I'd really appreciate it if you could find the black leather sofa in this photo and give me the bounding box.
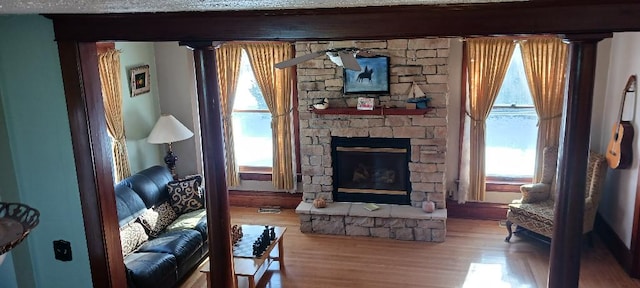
[115,166,208,288]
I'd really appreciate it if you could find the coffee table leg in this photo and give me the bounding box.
[248,275,255,288]
[278,237,285,270]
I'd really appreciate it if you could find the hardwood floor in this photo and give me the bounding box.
[180,207,640,288]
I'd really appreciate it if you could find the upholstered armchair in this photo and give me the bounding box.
[505,146,607,242]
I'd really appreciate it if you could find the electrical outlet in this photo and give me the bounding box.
[53,240,72,261]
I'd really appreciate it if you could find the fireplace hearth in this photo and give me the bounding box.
[332,137,411,205]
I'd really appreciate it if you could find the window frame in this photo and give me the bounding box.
[231,46,301,179]
[459,41,535,193]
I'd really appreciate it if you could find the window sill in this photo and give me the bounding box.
[485,176,531,193]
[238,169,302,182]
[239,171,272,181]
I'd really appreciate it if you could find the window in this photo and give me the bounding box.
[485,44,538,178]
[232,50,273,169]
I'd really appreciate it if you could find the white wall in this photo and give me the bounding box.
[154,42,203,177]
[591,39,612,152]
[446,38,462,197]
[116,42,164,174]
[597,32,640,248]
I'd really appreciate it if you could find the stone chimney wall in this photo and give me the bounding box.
[296,38,450,209]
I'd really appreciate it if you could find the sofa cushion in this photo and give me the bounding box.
[165,209,206,232]
[115,183,147,227]
[125,165,173,208]
[167,176,204,214]
[137,230,203,266]
[124,252,177,288]
[138,201,178,238]
[508,200,555,227]
[195,216,208,244]
[120,222,149,256]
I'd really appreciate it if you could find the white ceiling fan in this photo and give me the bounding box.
[275,47,362,71]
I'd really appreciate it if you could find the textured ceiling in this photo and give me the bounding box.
[0,0,518,14]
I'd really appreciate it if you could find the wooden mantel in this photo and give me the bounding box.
[311,107,431,116]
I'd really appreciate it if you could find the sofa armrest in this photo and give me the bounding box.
[520,183,551,203]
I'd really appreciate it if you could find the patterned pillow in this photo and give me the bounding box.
[167,176,204,214]
[520,183,551,203]
[119,222,148,257]
[138,202,177,237]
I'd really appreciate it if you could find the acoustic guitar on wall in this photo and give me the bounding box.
[606,75,637,169]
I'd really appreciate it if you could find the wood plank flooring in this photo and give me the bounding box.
[180,207,640,288]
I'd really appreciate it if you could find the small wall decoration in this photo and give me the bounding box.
[129,65,151,97]
[357,97,375,110]
[343,56,390,94]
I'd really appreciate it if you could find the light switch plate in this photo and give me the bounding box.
[53,240,72,261]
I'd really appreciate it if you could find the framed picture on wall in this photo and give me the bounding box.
[129,65,150,97]
[343,56,390,94]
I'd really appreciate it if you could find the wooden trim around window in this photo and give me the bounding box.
[229,190,301,209]
[485,176,531,193]
[95,42,115,55]
[232,109,270,113]
[238,170,303,182]
[446,198,509,220]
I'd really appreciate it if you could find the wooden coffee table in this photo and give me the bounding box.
[201,225,286,288]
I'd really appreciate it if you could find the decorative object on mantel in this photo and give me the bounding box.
[406,82,431,109]
[129,64,151,97]
[0,202,40,265]
[312,98,329,110]
[422,201,435,213]
[313,197,327,208]
[344,56,390,94]
[357,97,375,110]
[147,114,194,179]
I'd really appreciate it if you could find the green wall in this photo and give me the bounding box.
[0,89,20,288]
[116,42,163,174]
[0,15,92,288]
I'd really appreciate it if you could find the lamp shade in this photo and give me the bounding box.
[147,115,194,144]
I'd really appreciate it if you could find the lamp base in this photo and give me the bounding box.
[164,150,178,179]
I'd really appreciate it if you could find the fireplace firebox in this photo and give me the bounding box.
[332,137,411,205]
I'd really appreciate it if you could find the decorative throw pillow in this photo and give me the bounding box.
[138,202,177,237]
[521,183,550,203]
[167,176,204,214]
[119,222,148,257]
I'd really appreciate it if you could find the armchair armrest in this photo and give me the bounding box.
[520,183,551,203]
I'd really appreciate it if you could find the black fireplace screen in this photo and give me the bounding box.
[332,137,410,205]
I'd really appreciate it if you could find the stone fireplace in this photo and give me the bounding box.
[332,137,411,205]
[295,38,449,242]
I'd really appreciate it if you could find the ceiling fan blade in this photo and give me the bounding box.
[339,51,361,71]
[275,51,324,69]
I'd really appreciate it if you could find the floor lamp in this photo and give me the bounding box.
[147,114,194,179]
